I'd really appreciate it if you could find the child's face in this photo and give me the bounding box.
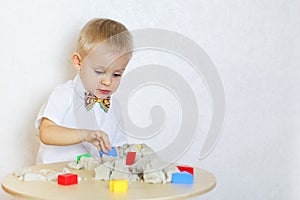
[77,46,130,99]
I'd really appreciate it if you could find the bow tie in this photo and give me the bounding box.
[84,92,110,113]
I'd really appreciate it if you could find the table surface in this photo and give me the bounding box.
[1,162,216,200]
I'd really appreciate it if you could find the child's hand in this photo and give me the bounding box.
[84,130,111,153]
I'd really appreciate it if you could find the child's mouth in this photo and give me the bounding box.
[98,89,111,95]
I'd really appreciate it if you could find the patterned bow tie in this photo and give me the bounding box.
[85,92,110,113]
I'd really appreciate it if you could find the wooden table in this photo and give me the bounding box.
[1,162,216,200]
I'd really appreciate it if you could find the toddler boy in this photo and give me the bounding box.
[35,18,132,164]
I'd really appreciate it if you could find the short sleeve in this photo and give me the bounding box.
[35,83,73,130]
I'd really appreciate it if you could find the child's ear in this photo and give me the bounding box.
[72,53,82,70]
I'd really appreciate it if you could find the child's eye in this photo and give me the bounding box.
[95,70,103,75]
[113,73,122,77]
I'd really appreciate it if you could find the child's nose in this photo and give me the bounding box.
[100,75,112,86]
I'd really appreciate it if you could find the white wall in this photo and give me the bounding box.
[0,0,299,199]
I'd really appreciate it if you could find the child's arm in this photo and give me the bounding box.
[39,118,111,153]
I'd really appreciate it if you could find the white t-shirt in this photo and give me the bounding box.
[35,74,127,164]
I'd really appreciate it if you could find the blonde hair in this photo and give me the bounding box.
[76,18,133,61]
